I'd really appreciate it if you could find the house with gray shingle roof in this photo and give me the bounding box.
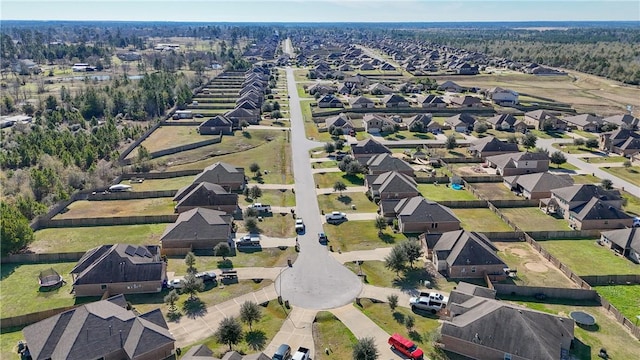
[599,129,640,156]
[568,197,633,230]
[382,94,409,108]
[363,113,396,133]
[404,113,441,133]
[174,182,239,215]
[428,230,506,278]
[393,196,460,233]
[366,153,414,176]
[366,171,419,201]
[191,162,246,192]
[485,151,549,176]
[485,113,518,130]
[524,110,566,131]
[600,228,640,263]
[603,114,638,130]
[351,138,392,163]
[325,113,355,134]
[225,107,260,126]
[70,245,166,297]
[318,94,344,108]
[161,208,232,255]
[503,172,573,199]
[22,294,175,360]
[468,136,519,158]
[563,114,604,132]
[348,95,375,109]
[368,82,394,95]
[445,113,477,132]
[441,283,574,360]
[199,115,233,135]
[416,94,446,108]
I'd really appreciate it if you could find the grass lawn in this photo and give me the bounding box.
[300,99,314,122]
[499,297,640,360]
[344,260,428,289]
[382,131,434,141]
[538,239,640,276]
[593,285,640,321]
[239,189,296,207]
[54,198,175,219]
[167,247,297,275]
[550,162,579,171]
[571,173,600,184]
[1,327,26,360]
[314,172,364,189]
[602,166,640,187]
[0,262,95,318]
[312,160,339,169]
[622,191,640,216]
[127,126,202,159]
[354,299,445,360]
[120,176,195,191]
[30,224,168,253]
[499,207,570,231]
[235,213,298,238]
[587,155,627,164]
[293,69,309,82]
[317,192,378,214]
[322,221,407,252]
[451,208,513,232]
[167,132,293,184]
[529,130,570,139]
[312,311,357,360]
[551,143,599,155]
[468,182,520,200]
[572,130,599,139]
[492,242,576,288]
[417,184,477,201]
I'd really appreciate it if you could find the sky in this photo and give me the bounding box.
[1,0,639,22]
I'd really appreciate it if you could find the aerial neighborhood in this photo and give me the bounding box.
[1,13,640,360]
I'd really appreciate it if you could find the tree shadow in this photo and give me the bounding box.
[183,297,207,319]
[337,195,352,205]
[570,338,592,360]
[393,267,431,290]
[395,134,406,139]
[408,330,422,342]
[378,233,396,244]
[245,330,267,351]
[577,323,600,332]
[1,263,20,281]
[217,259,234,269]
[242,131,252,138]
[167,310,182,322]
[392,311,405,325]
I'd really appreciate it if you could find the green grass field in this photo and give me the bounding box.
[0,327,25,360]
[571,173,600,184]
[382,131,434,141]
[166,247,298,275]
[602,166,640,187]
[30,224,168,253]
[239,189,296,207]
[537,239,640,276]
[312,311,357,360]
[322,220,407,252]
[53,198,175,219]
[120,176,195,191]
[593,285,640,321]
[313,172,364,189]
[451,208,513,232]
[498,207,570,231]
[127,126,203,158]
[587,156,627,164]
[622,191,640,216]
[235,213,298,238]
[417,184,477,201]
[316,192,378,214]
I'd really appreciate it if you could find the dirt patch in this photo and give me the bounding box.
[510,248,529,257]
[524,262,549,273]
[455,165,493,176]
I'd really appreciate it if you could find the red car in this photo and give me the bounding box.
[388,333,424,360]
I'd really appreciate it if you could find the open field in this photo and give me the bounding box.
[322,220,407,252]
[602,166,640,187]
[317,192,379,214]
[54,198,175,219]
[126,126,202,158]
[537,238,640,276]
[166,247,298,275]
[166,131,293,184]
[468,182,520,200]
[0,262,94,318]
[235,213,298,238]
[30,224,168,253]
[418,184,477,201]
[239,189,296,207]
[593,285,640,321]
[499,207,570,231]
[451,208,513,232]
[312,311,357,360]
[499,296,640,360]
[120,176,194,192]
[493,241,576,288]
[313,172,364,189]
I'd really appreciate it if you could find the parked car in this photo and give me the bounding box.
[388,333,424,360]
[325,211,347,224]
[248,203,272,213]
[195,271,217,283]
[295,218,305,232]
[410,292,448,314]
[272,344,292,360]
[237,234,261,247]
[167,278,184,290]
[194,113,204,118]
[318,232,328,243]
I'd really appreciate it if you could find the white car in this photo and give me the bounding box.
[325,211,347,223]
[167,278,184,290]
[295,218,305,232]
[410,292,449,314]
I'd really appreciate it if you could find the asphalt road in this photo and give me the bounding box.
[275,67,363,310]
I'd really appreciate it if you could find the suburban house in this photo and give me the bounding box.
[382,94,410,108]
[366,171,419,202]
[524,110,566,131]
[325,113,355,134]
[366,153,414,176]
[368,82,394,95]
[318,94,344,108]
[445,113,477,132]
[545,184,633,230]
[160,208,232,255]
[350,138,392,163]
[22,294,175,360]
[485,113,519,131]
[174,182,239,215]
[468,136,519,158]
[503,172,574,199]
[225,107,260,126]
[380,63,396,71]
[603,114,639,130]
[425,230,506,278]
[344,73,370,88]
[348,95,375,109]
[405,113,441,133]
[181,345,270,360]
[70,244,166,297]
[563,114,604,132]
[416,94,446,108]
[393,196,461,233]
[485,151,549,176]
[449,95,483,108]
[599,129,640,156]
[306,83,336,95]
[198,115,233,135]
[441,283,574,360]
[599,228,640,263]
[192,162,246,192]
[437,80,463,92]
[486,87,519,105]
[363,113,396,133]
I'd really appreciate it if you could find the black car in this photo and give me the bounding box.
[195,271,217,282]
[273,344,292,360]
[194,113,204,118]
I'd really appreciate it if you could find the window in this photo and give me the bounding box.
[471,266,476,273]
[461,268,466,273]
[100,284,107,290]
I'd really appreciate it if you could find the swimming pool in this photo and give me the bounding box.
[451,183,463,190]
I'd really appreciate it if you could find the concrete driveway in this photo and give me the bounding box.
[264,307,317,359]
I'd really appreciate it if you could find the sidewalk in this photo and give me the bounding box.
[330,247,392,263]
[246,183,295,190]
[264,307,317,358]
[316,186,367,195]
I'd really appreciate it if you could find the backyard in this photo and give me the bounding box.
[53,197,175,219]
[498,207,570,231]
[120,176,195,192]
[537,238,640,276]
[126,125,203,159]
[450,208,513,232]
[468,182,520,200]
[322,220,407,252]
[30,224,169,253]
[593,285,640,321]
[417,184,478,202]
[316,192,378,214]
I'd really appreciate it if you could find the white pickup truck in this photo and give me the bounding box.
[292,347,310,360]
[248,203,272,213]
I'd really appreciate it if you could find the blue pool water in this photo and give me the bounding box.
[451,183,463,190]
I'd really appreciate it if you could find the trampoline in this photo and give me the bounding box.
[570,311,596,326]
[39,268,64,289]
[451,183,463,190]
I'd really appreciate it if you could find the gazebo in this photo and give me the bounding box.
[38,268,64,289]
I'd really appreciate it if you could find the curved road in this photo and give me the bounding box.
[275,67,363,310]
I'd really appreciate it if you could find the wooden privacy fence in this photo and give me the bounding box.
[1,251,86,264]
[39,215,178,228]
[121,170,201,180]
[88,190,177,200]
[580,274,640,286]
[1,305,79,329]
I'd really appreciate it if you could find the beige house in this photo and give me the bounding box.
[428,230,506,278]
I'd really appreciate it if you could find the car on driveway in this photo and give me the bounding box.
[325,211,347,224]
[295,218,305,233]
[195,271,217,283]
[272,344,292,360]
[410,292,448,314]
[167,278,184,290]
